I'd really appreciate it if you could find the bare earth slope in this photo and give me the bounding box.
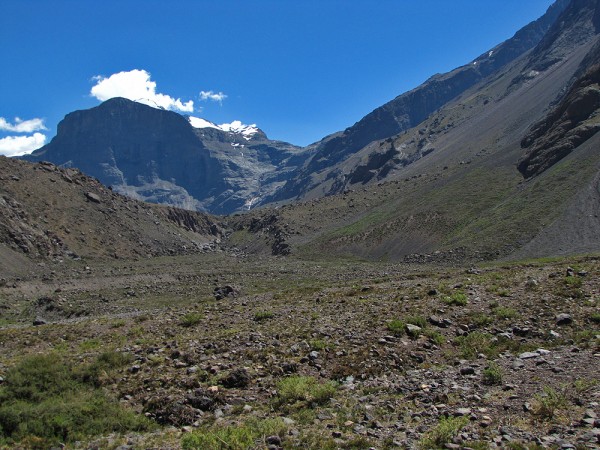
[0,156,223,276]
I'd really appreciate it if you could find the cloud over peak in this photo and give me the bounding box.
[90,69,194,113]
[199,90,227,103]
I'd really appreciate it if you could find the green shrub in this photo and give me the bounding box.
[573,329,597,346]
[468,312,493,328]
[564,276,582,288]
[254,311,274,322]
[589,312,600,324]
[83,351,134,386]
[482,362,503,385]
[110,319,126,328]
[423,329,445,346]
[387,319,405,336]
[0,355,151,447]
[182,418,287,450]
[557,276,584,299]
[309,339,328,351]
[442,292,468,306]
[275,375,337,409]
[493,306,518,320]
[78,339,101,351]
[419,416,469,449]
[180,312,204,327]
[406,315,428,328]
[0,355,75,402]
[454,332,492,359]
[573,377,598,393]
[532,387,567,419]
[467,442,491,450]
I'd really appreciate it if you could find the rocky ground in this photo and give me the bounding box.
[0,253,598,449]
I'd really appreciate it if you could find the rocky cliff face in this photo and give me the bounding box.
[23,98,306,214]
[23,98,220,209]
[520,0,600,74]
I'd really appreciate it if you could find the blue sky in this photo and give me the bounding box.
[1,0,555,155]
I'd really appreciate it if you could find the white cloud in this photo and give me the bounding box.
[90,69,194,112]
[199,90,227,103]
[0,117,47,133]
[0,132,47,157]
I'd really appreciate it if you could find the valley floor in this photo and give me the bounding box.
[0,253,599,449]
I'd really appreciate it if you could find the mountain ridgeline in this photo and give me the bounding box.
[268,0,573,201]
[18,0,600,261]
[23,98,306,214]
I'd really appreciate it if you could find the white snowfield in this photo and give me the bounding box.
[188,116,259,140]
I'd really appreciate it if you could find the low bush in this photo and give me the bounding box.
[387,319,405,336]
[493,306,518,320]
[442,292,468,306]
[531,387,567,419]
[406,315,428,328]
[482,362,503,385]
[468,312,493,328]
[454,332,492,359]
[309,339,328,351]
[180,312,203,327]
[423,329,445,346]
[254,311,274,322]
[181,418,286,450]
[0,354,151,447]
[419,416,469,449]
[275,375,337,409]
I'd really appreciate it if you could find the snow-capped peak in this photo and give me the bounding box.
[188,116,259,140]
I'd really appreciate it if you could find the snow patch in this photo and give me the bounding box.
[244,196,260,210]
[189,116,220,130]
[189,117,259,140]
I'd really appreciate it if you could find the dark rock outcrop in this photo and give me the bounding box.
[519,37,600,178]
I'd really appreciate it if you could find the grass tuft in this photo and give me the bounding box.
[531,387,567,420]
[180,312,204,327]
[419,416,469,449]
[387,319,406,336]
[482,362,503,385]
[442,292,468,306]
[274,375,337,409]
[254,311,275,322]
